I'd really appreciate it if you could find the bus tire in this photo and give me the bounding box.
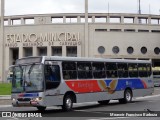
[98,100,110,105]
[62,95,73,111]
[119,89,132,104]
[37,106,46,111]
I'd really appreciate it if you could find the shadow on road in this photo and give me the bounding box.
[6,100,145,117]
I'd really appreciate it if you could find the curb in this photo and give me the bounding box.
[0,95,11,100]
[0,105,12,107]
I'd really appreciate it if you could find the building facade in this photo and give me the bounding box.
[0,13,160,82]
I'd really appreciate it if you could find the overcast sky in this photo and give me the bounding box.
[5,0,160,16]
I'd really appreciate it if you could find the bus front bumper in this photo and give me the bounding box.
[12,97,44,107]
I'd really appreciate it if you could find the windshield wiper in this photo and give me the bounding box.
[28,63,35,75]
[17,65,24,90]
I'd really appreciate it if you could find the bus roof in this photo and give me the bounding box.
[16,56,151,65]
[42,56,151,64]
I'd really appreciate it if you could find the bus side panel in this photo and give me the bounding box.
[65,78,153,103]
[42,78,153,106]
[65,78,152,94]
[132,88,154,97]
[153,75,160,87]
[43,95,64,106]
[76,91,124,103]
[43,83,69,106]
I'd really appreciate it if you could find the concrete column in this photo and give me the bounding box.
[148,17,151,25]
[8,19,11,25]
[21,18,25,25]
[134,16,138,24]
[62,46,66,56]
[121,16,124,24]
[19,47,24,58]
[107,15,110,23]
[63,16,66,23]
[5,48,10,78]
[106,16,107,23]
[33,47,38,56]
[77,16,81,23]
[77,46,81,57]
[9,49,13,66]
[47,46,52,56]
[0,0,5,82]
[92,16,95,23]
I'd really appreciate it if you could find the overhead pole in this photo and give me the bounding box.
[138,0,142,23]
[108,2,109,14]
[85,0,89,57]
[138,0,141,14]
[149,4,150,14]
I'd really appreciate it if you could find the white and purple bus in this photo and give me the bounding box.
[9,56,154,111]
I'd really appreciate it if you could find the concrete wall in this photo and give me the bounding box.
[1,13,160,82]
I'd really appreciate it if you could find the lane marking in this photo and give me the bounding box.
[147,100,156,103]
[135,94,160,100]
[75,109,108,115]
[0,105,12,107]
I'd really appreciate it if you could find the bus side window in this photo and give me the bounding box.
[146,64,152,77]
[138,64,148,77]
[117,63,128,78]
[106,63,118,78]
[45,65,61,89]
[92,62,106,79]
[77,62,92,79]
[62,62,77,80]
[128,64,138,78]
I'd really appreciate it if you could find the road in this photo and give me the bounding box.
[0,87,160,120]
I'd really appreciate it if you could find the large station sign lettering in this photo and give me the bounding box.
[5,32,81,47]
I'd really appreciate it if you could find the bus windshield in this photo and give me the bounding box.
[11,64,44,93]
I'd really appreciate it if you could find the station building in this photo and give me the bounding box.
[0,12,160,82]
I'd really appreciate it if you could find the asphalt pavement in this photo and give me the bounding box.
[0,87,160,120]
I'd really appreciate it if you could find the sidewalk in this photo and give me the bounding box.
[0,95,11,106]
[0,95,11,100]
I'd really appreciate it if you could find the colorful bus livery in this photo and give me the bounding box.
[65,79,148,94]
[9,56,154,111]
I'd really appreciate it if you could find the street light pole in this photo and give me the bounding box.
[138,0,141,14]
[85,0,89,57]
[138,0,141,23]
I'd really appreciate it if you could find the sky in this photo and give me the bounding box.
[4,0,160,16]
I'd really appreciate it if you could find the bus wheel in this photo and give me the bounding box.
[62,95,73,111]
[119,89,132,104]
[37,106,46,111]
[98,100,110,105]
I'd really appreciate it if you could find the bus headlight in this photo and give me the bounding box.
[12,98,16,101]
[31,97,43,105]
[33,97,42,102]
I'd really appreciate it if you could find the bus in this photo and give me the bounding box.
[8,56,154,111]
[152,67,160,87]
